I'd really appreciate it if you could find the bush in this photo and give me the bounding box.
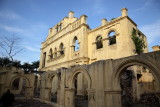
[0,90,15,107]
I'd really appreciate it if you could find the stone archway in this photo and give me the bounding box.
[44,72,60,103]
[69,67,91,89]
[112,59,160,107]
[10,75,31,98]
[66,67,94,107]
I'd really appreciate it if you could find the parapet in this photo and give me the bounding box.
[152,45,160,51]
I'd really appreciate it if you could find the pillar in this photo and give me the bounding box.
[43,87,51,101]
[65,88,75,107]
[87,89,95,107]
[25,87,34,99]
[105,89,122,107]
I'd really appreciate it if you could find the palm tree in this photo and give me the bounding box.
[22,62,31,73]
[12,60,21,68]
[31,61,39,71]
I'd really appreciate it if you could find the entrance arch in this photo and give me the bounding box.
[10,75,30,97]
[66,67,93,107]
[112,59,160,107]
[45,72,60,103]
[69,67,92,89]
[113,59,160,90]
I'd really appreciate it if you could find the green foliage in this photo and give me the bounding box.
[31,61,39,71]
[131,29,146,54]
[1,90,15,107]
[0,57,39,73]
[0,57,12,66]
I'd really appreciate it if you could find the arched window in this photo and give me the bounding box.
[73,36,79,51]
[96,36,103,49]
[59,43,65,55]
[49,48,53,59]
[108,31,116,45]
[54,48,57,58]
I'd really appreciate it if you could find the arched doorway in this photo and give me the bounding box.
[46,73,60,103]
[68,68,92,107]
[114,60,160,107]
[10,76,29,97]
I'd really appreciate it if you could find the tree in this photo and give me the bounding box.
[31,61,39,71]
[0,57,12,67]
[21,62,31,73]
[131,29,146,54]
[0,35,23,61]
[12,60,21,68]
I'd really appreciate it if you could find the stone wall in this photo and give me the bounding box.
[40,51,160,107]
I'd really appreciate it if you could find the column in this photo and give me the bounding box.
[87,89,95,107]
[43,87,51,101]
[65,88,75,107]
[105,89,122,107]
[25,87,34,99]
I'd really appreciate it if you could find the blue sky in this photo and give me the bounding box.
[0,0,160,63]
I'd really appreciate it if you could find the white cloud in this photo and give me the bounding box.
[135,0,154,12]
[3,25,24,33]
[24,46,40,52]
[0,23,48,41]
[0,10,22,20]
[139,19,160,48]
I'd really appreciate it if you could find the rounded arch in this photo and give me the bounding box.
[113,59,160,91]
[96,35,102,42]
[72,36,78,45]
[68,67,92,89]
[59,42,65,55]
[96,35,103,49]
[107,29,117,45]
[10,75,30,88]
[107,29,117,37]
[46,73,59,88]
[49,48,53,59]
[72,36,79,51]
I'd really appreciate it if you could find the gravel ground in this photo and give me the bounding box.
[0,99,54,107]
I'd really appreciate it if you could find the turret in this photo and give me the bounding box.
[121,8,128,17]
[68,11,74,18]
[101,18,107,26]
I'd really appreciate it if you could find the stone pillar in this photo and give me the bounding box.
[65,88,75,107]
[87,89,95,107]
[25,87,34,99]
[43,87,51,101]
[105,89,122,107]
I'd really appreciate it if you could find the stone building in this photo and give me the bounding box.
[39,8,148,71]
[1,8,159,107]
[37,8,160,107]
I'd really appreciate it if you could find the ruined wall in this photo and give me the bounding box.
[40,51,160,107]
